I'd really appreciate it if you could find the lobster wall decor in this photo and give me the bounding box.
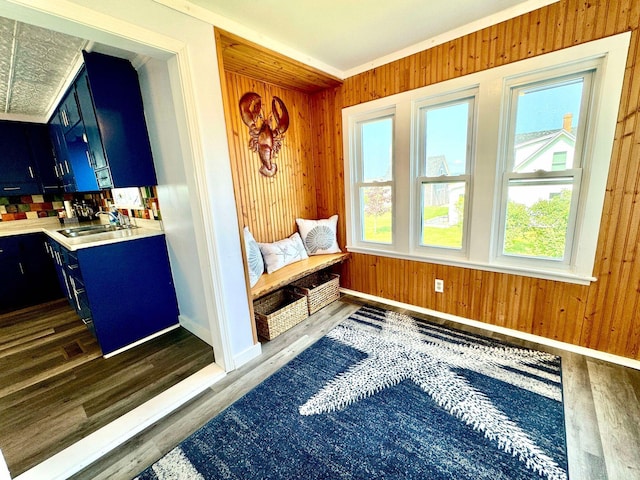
[239,92,290,177]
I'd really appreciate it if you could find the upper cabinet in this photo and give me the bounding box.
[0,120,57,195]
[25,123,62,194]
[47,50,157,192]
[48,51,157,192]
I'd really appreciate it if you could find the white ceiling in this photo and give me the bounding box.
[184,0,556,75]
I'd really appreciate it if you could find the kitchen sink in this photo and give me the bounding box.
[58,224,138,238]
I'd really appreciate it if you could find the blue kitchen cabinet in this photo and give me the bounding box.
[47,235,179,355]
[0,233,61,313]
[19,233,62,304]
[49,110,81,192]
[0,236,27,312]
[0,120,41,195]
[74,70,111,188]
[63,120,99,192]
[47,238,72,305]
[58,86,82,133]
[49,98,99,193]
[24,123,62,194]
[79,50,157,188]
[46,50,157,192]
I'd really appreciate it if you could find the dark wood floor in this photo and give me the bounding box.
[69,295,640,480]
[0,299,213,477]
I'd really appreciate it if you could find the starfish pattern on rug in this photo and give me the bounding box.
[299,309,567,480]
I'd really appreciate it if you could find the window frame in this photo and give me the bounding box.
[342,32,630,285]
[346,107,397,251]
[493,68,596,268]
[412,90,478,258]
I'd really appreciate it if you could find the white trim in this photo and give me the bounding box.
[340,288,640,372]
[179,313,212,346]
[170,44,236,371]
[342,33,631,285]
[153,0,559,80]
[14,363,225,480]
[232,342,263,369]
[344,0,561,78]
[102,324,180,359]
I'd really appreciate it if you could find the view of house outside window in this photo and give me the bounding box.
[419,99,473,250]
[501,77,587,261]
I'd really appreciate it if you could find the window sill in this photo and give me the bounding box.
[346,246,596,285]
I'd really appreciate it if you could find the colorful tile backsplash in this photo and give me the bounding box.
[0,187,162,223]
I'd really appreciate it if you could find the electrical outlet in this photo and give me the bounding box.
[434,279,444,293]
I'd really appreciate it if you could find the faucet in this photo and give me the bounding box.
[95,210,122,227]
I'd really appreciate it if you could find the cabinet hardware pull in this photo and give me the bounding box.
[54,164,59,177]
[3,187,20,191]
[85,150,94,168]
[64,161,70,174]
[28,166,34,178]
[18,262,25,275]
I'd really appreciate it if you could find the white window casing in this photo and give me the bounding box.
[342,32,631,285]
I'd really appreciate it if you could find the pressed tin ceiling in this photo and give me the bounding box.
[0,17,87,120]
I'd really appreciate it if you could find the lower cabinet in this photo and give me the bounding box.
[0,233,61,313]
[47,235,179,355]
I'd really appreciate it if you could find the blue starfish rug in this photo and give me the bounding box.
[135,305,568,480]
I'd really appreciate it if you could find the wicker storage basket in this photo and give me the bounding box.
[253,289,308,340]
[290,272,340,315]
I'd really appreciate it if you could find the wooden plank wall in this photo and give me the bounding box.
[311,0,640,360]
[224,72,318,243]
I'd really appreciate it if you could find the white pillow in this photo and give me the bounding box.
[243,227,264,287]
[296,215,341,255]
[258,232,309,273]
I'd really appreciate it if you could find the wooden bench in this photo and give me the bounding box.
[250,252,349,299]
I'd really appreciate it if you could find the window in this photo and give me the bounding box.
[343,33,630,284]
[416,94,476,253]
[356,113,394,245]
[497,74,590,264]
[552,152,568,171]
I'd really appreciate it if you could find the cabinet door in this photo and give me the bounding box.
[78,236,179,354]
[0,236,28,312]
[47,239,72,304]
[19,233,62,305]
[0,121,41,195]
[49,113,76,192]
[75,73,108,170]
[83,52,157,188]
[25,123,61,194]
[63,122,98,192]
[59,90,81,133]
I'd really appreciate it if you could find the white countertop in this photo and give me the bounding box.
[0,217,165,250]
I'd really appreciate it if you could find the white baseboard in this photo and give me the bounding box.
[179,314,213,346]
[233,342,263,369]
[103,324,180,358]
[15,364,226,480]
[0,449,10,480]
[341,288,640,371]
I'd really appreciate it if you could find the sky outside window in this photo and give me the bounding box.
[361,117,393,182]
